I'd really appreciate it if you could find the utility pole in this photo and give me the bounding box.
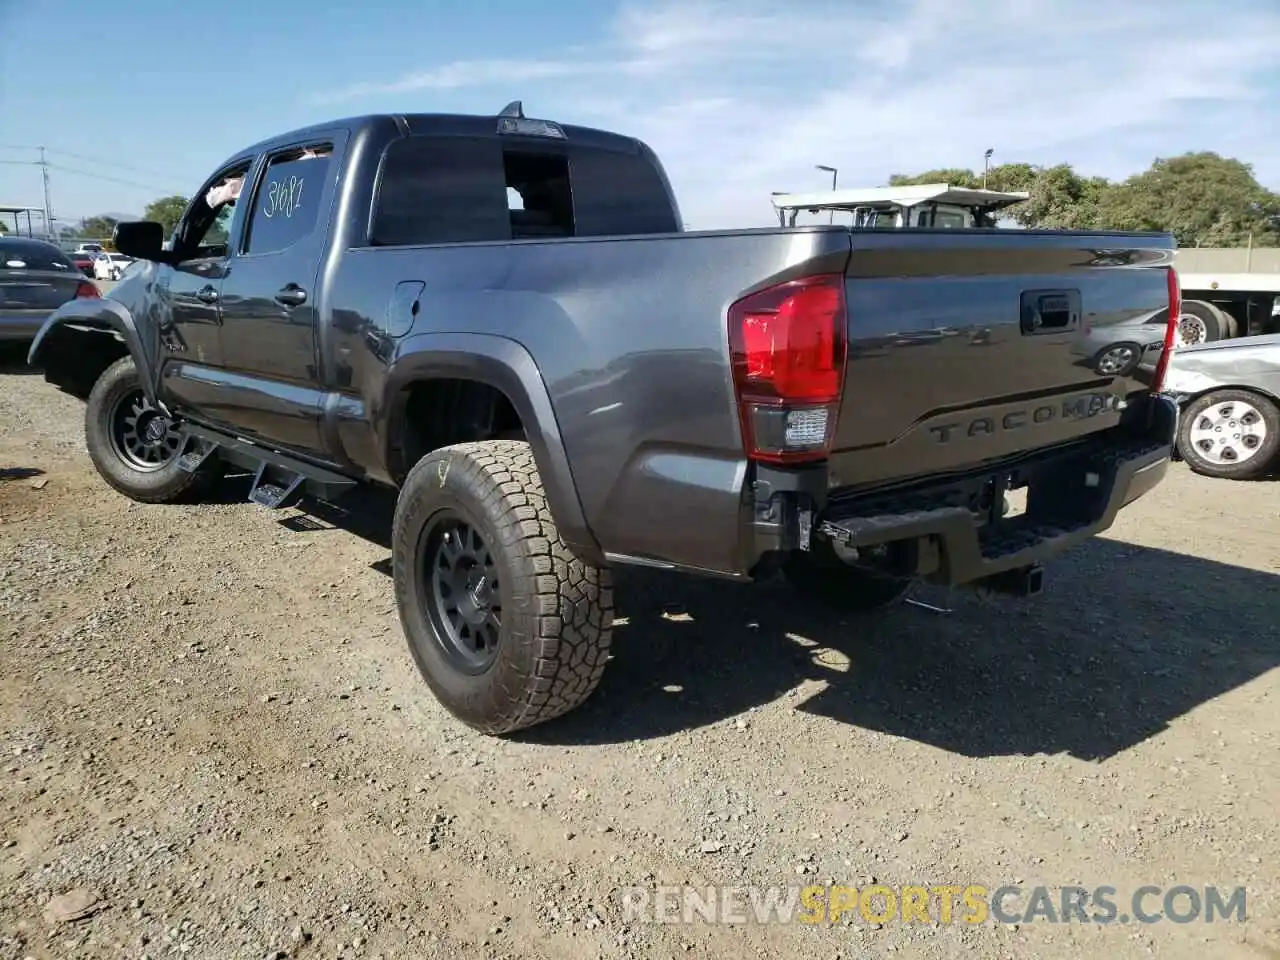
[37,147,53,238]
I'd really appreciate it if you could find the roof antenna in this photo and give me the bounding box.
[498,100,524,119]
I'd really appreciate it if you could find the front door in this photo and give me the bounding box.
[216,136,344,455]
[155,159,254,417]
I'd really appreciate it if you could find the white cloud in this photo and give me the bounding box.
[315,0,1280,229]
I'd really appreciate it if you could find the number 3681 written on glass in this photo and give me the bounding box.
[263,176,304,219]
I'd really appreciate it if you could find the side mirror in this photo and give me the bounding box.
[112,221,166,261]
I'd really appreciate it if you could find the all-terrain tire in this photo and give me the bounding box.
[392,439,614,735]
[781,540,914,612]
[84,356,219,503]
[1177,389,1280,480]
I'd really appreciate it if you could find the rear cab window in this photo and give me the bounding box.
[0,239,76,271]
[369,129,678,246]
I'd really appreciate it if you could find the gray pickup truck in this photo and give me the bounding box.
[28,102,1180,734]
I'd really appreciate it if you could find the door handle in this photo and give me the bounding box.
[275,284,308,307]
[196,285,219,304]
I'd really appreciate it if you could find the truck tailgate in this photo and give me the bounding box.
[829,231,1174,488]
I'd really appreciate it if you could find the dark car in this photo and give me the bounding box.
[0,237,101,343]
[28,104,1180,735]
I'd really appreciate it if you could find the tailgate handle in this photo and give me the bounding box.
[1020,289,1080,335]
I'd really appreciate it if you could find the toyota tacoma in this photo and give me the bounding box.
[28,102,1181,734]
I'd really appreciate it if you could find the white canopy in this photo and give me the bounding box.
[770,182,1029,214]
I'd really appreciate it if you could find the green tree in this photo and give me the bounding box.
[1098,152,1280,247]
[887,162,1107,228]
[0,220,7,234]
[144,195,190,235]
[887,152,1280,245]
[80,215,119,240]
[1014,164,1111,229]
[888,167,981,189]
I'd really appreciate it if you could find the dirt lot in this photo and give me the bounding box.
[1,346,1278,960]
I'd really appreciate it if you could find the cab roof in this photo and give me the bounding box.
[224,105,646,170]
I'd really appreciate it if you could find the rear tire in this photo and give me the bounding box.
[84,356,219,503]
[781,541,914,612]
[1177,389,1280,480]
[1177,300,1236,345]
[392,440,614,735]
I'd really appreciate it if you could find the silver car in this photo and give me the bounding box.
[1164,334,1280,480]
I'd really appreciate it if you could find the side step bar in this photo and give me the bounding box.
[179,423,358,509]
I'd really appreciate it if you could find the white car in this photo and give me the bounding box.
[92,252,134,281]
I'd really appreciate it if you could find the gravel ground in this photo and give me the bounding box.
[1,346,1278,959]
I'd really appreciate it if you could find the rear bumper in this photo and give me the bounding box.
[745,393,1178,587]
[0,312,48,342]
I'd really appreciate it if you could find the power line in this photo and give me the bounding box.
[0,144,176,180]
[0,145,185,234]
[2,157,178,192]
[48,162,178,193]
[47,147,176,180]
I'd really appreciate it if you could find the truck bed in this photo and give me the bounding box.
[325,224,1174,577]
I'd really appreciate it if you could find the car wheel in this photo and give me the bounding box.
[84,356,220,502]
[1177,389,1280,480]
[1092,341,1142,376]
[781,540,914,612]
[392,439,614,735]
[1176,301,1237,346]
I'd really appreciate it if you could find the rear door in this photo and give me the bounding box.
[829,230,1173,488]
[215,133,346,454]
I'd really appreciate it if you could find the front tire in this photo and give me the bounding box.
[1177,389,1280,480]
[84,356,216,503]
[392,440,614,735]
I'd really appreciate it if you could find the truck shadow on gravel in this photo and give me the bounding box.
[282,490,1278,762]
[0,344,39,375]
[525,542,1280,761]
[0,467,44,482]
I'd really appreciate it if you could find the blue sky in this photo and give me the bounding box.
[3,0,1280,230]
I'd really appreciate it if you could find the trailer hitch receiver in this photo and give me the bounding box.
[974,563,1044,598]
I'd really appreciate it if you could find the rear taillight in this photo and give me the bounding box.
[1152,267,1180,393]
[727,274,847,464]
[75,281,101,299]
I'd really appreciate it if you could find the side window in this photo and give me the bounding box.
[177,160,252,260]
[243,143,333,255]
[371,136,509,245]
[206,204,236,246]
[563,145,678,236]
